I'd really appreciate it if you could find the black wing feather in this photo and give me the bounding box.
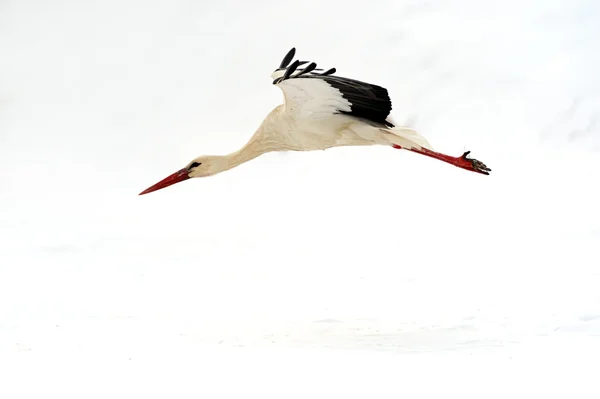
[279,48,296,69]
[318,75,393,128]
[294,62,317,77]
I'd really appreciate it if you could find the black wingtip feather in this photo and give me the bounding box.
[279,48,296,69]
[320,67,336,76]
[294,62,318,77]
[282,60,300,81]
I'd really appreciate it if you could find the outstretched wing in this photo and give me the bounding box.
[271,48,394,128]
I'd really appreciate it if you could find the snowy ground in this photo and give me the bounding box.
[1,0,600,397]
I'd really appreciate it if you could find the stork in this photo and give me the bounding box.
[139,47,490,195]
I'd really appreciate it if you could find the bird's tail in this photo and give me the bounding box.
[380,127,433,151]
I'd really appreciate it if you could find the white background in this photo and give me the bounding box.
[1,0,599,397]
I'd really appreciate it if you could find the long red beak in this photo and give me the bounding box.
[139,168,190,195]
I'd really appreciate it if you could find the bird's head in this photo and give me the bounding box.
[138,155,224,195]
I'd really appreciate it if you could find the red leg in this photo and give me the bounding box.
[392,144,491,175]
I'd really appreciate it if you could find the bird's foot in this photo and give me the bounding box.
[456,151,491,175]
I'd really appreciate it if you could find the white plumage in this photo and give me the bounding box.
[279,78,352,119]
[139,47,490,196]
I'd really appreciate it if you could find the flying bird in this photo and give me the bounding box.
[139,47,490,195]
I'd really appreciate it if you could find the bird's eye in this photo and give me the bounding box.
[189,161,201,169]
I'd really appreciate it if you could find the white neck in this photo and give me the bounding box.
[219,137,269,172]
[203,106,289,176]
[212,130,288,175]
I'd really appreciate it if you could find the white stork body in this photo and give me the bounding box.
[139,48,490,195]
